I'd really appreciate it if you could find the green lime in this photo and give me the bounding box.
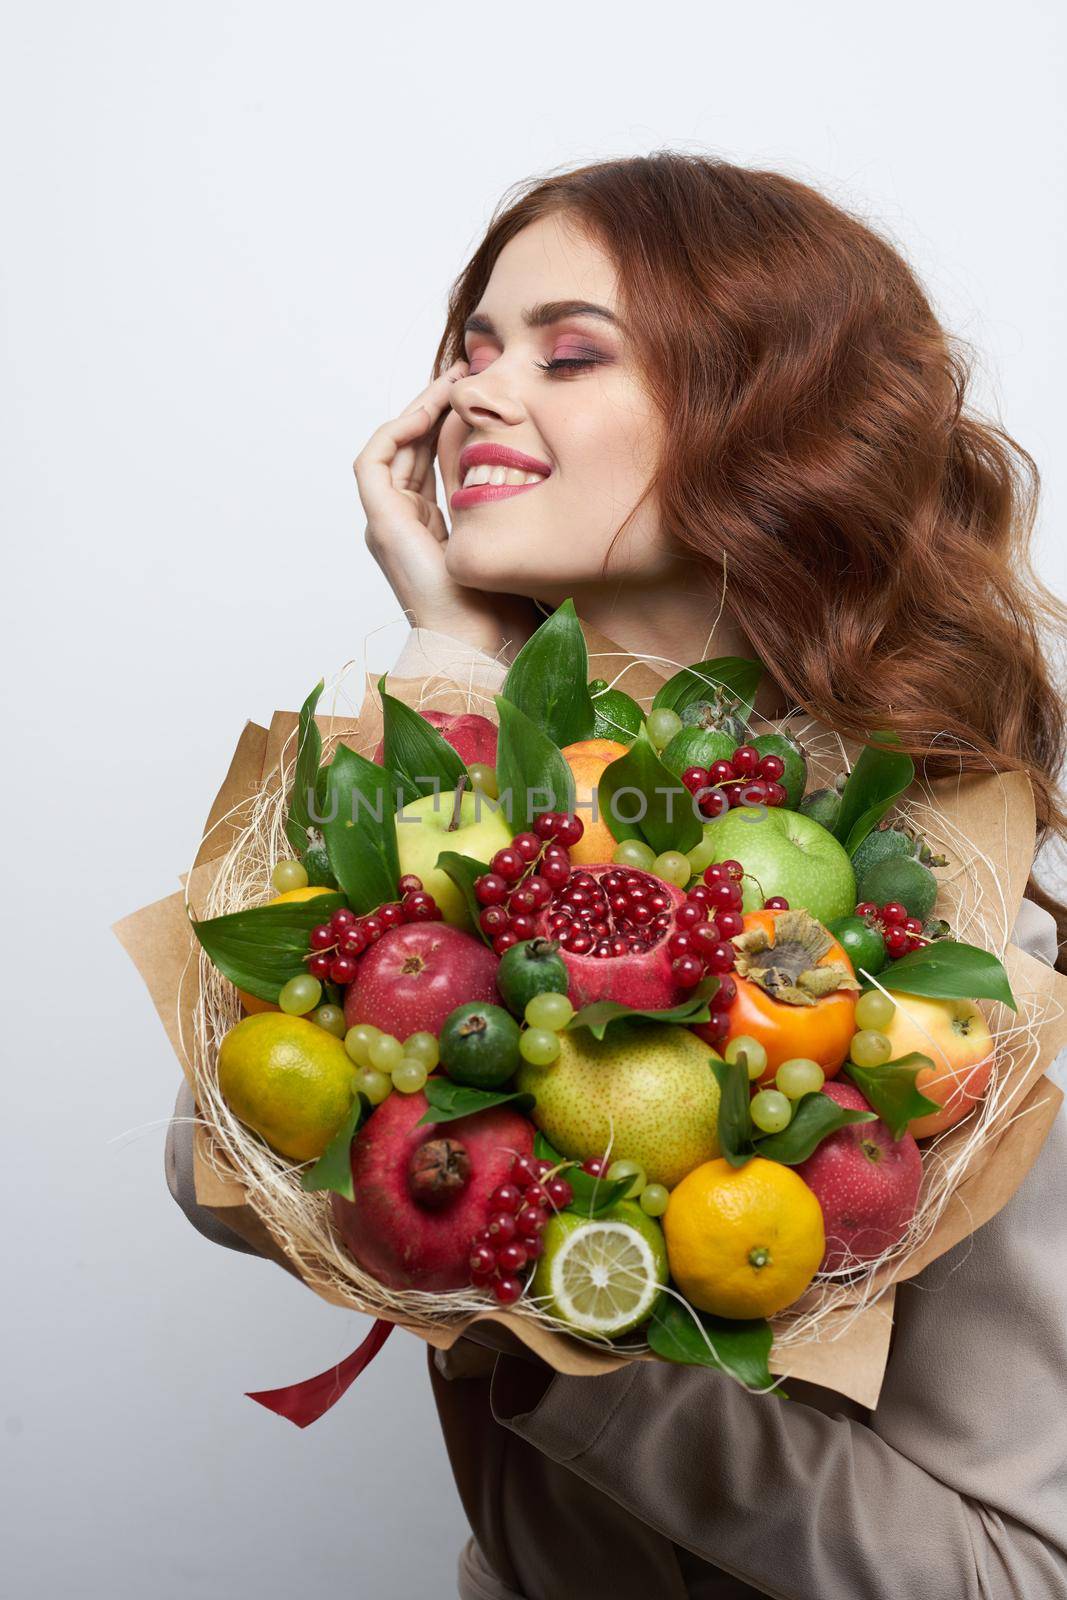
[799,787,842,829]
[300,834,338,888]
[849,825,918,882]
[496,938,570,1018]
[660,726,735,781]
[530,1200,668,1336]
[590,685,643,742]
[856,855,938,921]
[752,733,807,809]
[828,914,887,977]
[438,1002,521,1089]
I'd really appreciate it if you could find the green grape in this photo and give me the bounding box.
[278,974,322,1015]
[344,1023,380,1066]
[392,1058,428,1094]
[272,859,309,893]
[645,708,683,750]
[849,1029,892,1068]
[369,1032,405,1072]
[524,991,575,1031]
[639,1183,670,1217]
[653,850,692,887]
[402,1030,440,1068]
[686,832,718,875]
[606,1158,647,1199]
[353,1066,392,1105]
[854,989,896,1032]
[519,1027,561,1066]
[724,1034,768,1081]
[312,1004,347,1038]
[776,1057,825,1099]
[612,838,657,870]
[751,1089,792,1134]
[468,763,499,800]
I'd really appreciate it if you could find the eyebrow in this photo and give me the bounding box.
[463,300,622,336]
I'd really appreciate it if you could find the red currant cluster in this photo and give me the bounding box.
[306,875,441,983]
[468,1153,576,1303]
[676,862,790,1045]
[856,900,926,959]
[473,812,584,956]
[681,746,788,819]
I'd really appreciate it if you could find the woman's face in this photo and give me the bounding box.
[437,214,673,601]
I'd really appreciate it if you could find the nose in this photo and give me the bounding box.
[448,362,527,430]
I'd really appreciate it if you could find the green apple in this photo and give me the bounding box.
[395,789,512,927]
[701,806,855,924]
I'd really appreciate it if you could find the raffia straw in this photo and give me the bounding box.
[184,658,1058,1365]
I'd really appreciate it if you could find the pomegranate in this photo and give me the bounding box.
[532,862,690,1009]
[331,1085,534,1290]
[372,709,498,769]
[344,922,500,1040]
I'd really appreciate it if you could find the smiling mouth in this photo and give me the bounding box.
[450,468,549,510]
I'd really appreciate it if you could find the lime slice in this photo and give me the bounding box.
[532,1204,667,1337]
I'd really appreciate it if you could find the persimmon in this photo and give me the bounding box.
[722,908,860,1087]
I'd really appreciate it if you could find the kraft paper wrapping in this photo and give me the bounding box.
[113,621,1067,1410]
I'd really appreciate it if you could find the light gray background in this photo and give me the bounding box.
[2,3,1065,1597]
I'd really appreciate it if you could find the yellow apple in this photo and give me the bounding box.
[882,992,995,1139]
[395,788,512,927]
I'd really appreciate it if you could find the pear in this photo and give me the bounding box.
[517,1020,721,1190]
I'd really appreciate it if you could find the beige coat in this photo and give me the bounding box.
[165,628,1067,1599]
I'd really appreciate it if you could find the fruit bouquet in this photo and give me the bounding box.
[117,603,1067,1422]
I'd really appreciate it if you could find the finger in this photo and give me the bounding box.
[398,358,468,419]
[411,362,466,489]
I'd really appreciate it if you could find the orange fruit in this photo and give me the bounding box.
[725,909,857,1085]
[560,738,630,865]
[236,884,336,1014]
[217,1012,356,1161]
[663,1156,825,1318]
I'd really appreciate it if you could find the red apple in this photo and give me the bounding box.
[794,1080,922,1272]
[373,709,498,769]
[331,1085,534,1290]
[344,922,500,1040]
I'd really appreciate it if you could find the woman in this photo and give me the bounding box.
[168,155,1067,1597]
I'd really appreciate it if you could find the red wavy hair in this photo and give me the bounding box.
[432,153,1067,966]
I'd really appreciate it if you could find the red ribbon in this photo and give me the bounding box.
[246,1317,395,1427]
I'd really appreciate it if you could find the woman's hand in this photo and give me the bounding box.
[353,361,540,660]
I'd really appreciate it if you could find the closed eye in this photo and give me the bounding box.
[534,352,608,375]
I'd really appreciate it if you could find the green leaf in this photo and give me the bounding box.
[710,1054,756,1167]
[527,1131,635,1214]
[415,1077,535,1125]
[754,1091,877,1164]
[597,737,701,854]
[650,656,764,720]
[494,694,575,832]
[647,1297,778,1391]
[566,976,719,1041]
[300,1092,371,1200]
[500,598,596,747]
[321,744,402,913]
[833,734,915,855]
[190,892,347,1003]
[843,1054,941,1141]
[377,675,465,802]
[435,850,495,946]
[285,680,325,853]
[876,939,1017,1012]
[534,1130,562,1163]
[563,1170,636,1217]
